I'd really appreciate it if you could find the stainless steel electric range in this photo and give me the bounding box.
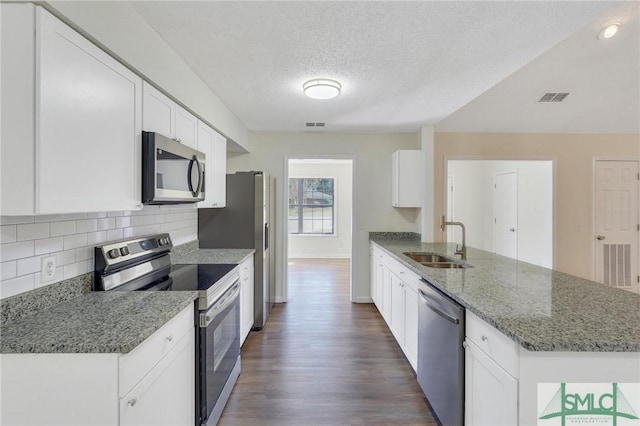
[94,233,240,426]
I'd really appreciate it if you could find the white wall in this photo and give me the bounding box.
[228,131,421,302]
[447,160,553,268]
[0,205,197,299]
[44,1,248,151]
[288,160,352,259]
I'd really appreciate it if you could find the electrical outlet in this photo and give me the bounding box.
[41,256,56,283]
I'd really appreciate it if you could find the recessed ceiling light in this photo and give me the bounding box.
[303,79,341,100]
[597,23,620,40]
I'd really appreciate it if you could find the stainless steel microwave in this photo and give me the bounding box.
[142,131,206,204]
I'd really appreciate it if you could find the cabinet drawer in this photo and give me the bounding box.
[374,247,391,267]
[120,328,195,426]
[119,304,194,396]
[466,310,519,377]
[387,260,419,290]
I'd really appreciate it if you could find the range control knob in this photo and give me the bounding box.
[120,247,130,256]
[159,237,170,246]
[107,248,120,259]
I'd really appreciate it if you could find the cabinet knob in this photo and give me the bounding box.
[481,335,488,342]
[128,397,137,407]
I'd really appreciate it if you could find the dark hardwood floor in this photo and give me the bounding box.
[219,258,437,425]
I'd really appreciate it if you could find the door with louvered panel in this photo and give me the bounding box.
[594,160,639,293]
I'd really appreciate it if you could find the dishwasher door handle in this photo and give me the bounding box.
[418,290,459,324]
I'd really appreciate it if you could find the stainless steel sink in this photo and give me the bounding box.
[421,262,466,269]
[404,253,452,263]
[403,252,469,269]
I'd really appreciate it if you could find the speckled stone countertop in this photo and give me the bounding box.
[170,240,254,264]
[0,291,197,354]
[370,235,640,352]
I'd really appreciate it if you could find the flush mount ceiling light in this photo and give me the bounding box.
[597,23,620,40]
[303,79,341,100]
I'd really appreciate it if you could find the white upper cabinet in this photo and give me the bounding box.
[197,121,227,208]
[175,105,198,149]
[1,4,143,214]
[392,150,423,208]
[142,83,175,138]
[142,82,198,150]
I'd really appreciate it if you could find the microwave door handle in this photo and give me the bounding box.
[187,155,202,197]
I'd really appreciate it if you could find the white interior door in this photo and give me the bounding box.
[594,160,639,292]
[494,172,518,260]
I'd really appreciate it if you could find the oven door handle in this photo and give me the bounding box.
[200,281,240,327]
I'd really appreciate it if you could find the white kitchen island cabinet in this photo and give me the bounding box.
[370,237,640,426]
[1,3,143,215]
[370,243,418,371]
[197,121,227,209]
[465,312,518,426]
[0,304,195,426]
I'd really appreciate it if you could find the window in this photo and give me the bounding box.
[288,178,334,234]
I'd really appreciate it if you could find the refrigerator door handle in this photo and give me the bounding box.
[264,223,269,250]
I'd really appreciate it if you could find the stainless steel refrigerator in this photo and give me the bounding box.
[198,171,275,330]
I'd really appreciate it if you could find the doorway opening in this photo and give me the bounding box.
[284,158,354,302]
[446,159,554,268]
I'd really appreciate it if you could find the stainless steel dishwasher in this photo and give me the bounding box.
[417,279,465,426]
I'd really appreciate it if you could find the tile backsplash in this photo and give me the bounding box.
[0,205,197,299]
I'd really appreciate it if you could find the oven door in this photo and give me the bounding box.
[199,279,240,423]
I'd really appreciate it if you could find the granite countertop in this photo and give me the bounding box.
[370,234,640,352]
[170,240,255,265]
[0,240,253,355]
[0,291,198,354]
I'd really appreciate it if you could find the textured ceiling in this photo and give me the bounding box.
[437,1,640,134]
[129,1,632,134]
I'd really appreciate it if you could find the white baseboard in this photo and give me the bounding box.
[274,296,284,303]
[352,297,373,303]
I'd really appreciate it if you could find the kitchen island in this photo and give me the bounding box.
[370,232,640,426]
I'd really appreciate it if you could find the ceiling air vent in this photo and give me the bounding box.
[538,92,570,103]
[305,122,326,127]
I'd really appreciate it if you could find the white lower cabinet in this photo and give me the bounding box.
[370,243,418,371]
[120,328,194,426]
[240,255,255,344]
[403,282,419,369]
[465,339,518,426]
[389,271,419,371]
[0,305,195,426]
[371,248,384,311]
[390,273,405,342]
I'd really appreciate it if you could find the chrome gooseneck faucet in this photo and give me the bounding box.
[441,215,467,261]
